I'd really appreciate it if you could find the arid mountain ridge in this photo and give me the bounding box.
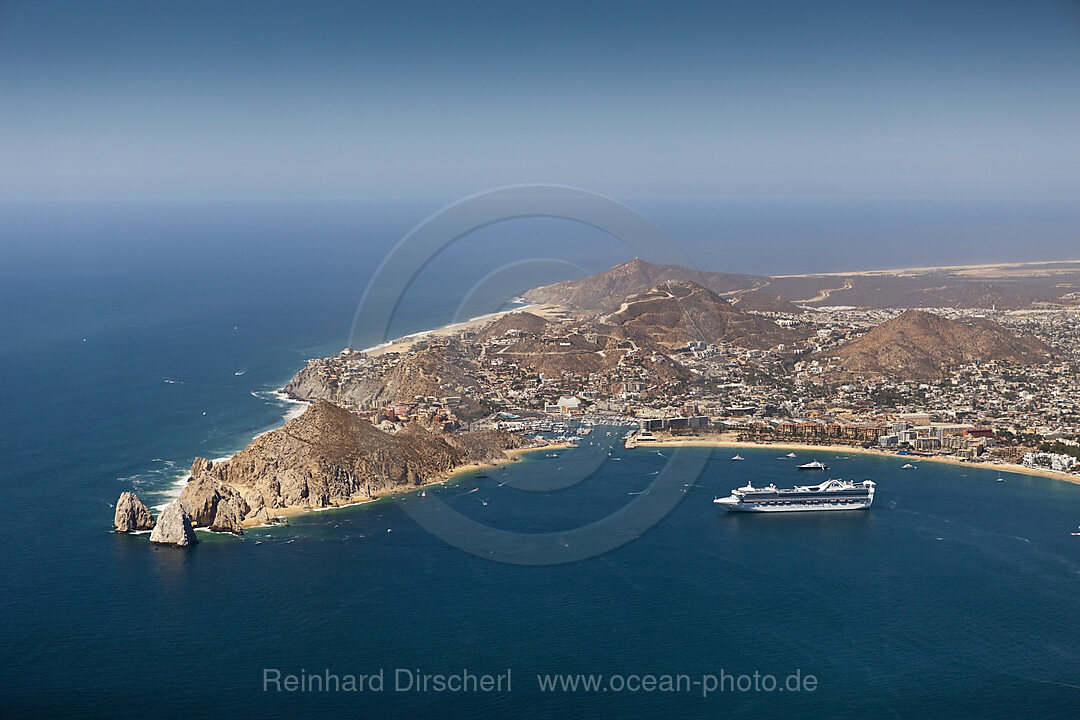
[810,309,1053,380]
[285,261,1061,414]
[523,258,1080,313]
[121,258,1067,544]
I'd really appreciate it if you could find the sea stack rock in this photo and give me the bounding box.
[179,473,249,536]
[149,501,198,547]
[113,492,156,532]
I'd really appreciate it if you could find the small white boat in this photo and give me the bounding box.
[997,478,1005,483]
[731,455,745,461]
[546,452,559,458]
[786,452,797,458]
[797,460,829,471]
[901,463,915,469]
[234,370,246,376]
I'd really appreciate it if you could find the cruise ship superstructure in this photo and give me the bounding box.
[714,478,875,512]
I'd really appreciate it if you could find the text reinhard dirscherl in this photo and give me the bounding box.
[262,668,818,698]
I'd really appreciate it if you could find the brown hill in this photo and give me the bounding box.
[284,343,489,419]
[597,281,799,351]
[489,330,612,377]
[188,400,522,529]
[475,311,550,342]
[522,258,768,314]
[815,310,1052,379]
[729,291,804,314]
[487,328,695,388]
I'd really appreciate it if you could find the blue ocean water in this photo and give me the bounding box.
[2,200,1080,718]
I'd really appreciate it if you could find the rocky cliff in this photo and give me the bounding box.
[113,492,155,532]
[182,400,522,528]
[179,473,250,535]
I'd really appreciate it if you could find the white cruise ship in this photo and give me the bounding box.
[714,478,875,512]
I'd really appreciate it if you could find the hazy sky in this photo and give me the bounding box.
[1,0,1078,201]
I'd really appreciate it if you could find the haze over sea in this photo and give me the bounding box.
[3,199,1080,718]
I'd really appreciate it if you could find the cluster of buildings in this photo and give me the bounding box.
[1022,452,1079,473]
[299,304,1079,473]
[876,421,992,459]
[364,397,464,431]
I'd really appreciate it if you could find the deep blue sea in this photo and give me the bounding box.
[2,199,1080,718]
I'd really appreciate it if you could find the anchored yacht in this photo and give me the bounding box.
[797,460,829,471]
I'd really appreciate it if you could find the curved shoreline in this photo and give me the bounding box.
[632,435,1080,485]
[237,442,572,530]
[151,388,310,513]
[360,303,565,356]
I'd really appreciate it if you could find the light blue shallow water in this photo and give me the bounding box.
[2,202,1079,718]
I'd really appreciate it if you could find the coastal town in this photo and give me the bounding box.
[283,262,1080,481]
[114,259,1080,544]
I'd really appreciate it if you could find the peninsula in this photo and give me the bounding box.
[116,258,1080,543]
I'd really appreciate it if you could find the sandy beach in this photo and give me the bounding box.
[241,431,1080,528]
[771,258,1080,279]
[363,303,568,357]
[634,433,1080,485]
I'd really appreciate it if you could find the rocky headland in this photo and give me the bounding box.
[115,399,525,545]
[185,399,522,536]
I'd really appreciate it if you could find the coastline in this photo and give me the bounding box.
[153,388,310,513]
[770,258,1080,280]
[238,442,571,530]
[148,288,1077,532]
[634,434,1080,485]
[362,303,567,357]
[159,302,575,531]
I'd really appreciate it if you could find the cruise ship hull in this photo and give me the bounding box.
[714,478,875,513]
[714,498,872,512]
